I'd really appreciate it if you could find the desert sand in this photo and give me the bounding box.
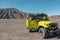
[0,19,60,40]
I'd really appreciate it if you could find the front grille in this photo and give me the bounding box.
[49,23,58,30]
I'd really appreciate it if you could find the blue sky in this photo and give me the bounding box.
[0,0,60,16]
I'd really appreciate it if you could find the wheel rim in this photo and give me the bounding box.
[39,28,46,38]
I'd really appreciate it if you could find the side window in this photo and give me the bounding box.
[29,16,36,20]
[29,17,32,20]
[43,16,46,19]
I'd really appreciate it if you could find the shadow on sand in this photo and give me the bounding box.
[44,34,60,39]
[29,31,60,39]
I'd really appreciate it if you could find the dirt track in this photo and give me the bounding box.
[0,19,60,40]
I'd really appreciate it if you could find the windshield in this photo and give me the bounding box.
[36,16,48,20]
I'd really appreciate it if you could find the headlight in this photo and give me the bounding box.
[46,24,49,26]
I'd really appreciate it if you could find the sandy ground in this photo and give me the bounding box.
[0,19,60,40]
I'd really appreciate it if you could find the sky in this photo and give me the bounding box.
[0,0,60,16]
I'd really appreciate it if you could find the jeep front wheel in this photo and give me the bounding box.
[38,28,48,38]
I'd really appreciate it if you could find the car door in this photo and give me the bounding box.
[28,16,38,29]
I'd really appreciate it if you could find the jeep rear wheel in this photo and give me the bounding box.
[38,28,48,38]
[29,29,33,32]
[29,29,37,32]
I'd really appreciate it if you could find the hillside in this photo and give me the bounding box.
[50,15,60,19]
[0,8,27,19]
[0,8,60,19]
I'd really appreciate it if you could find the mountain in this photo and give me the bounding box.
[0,8,27,19]
[50,15,60,19]
[0,8,60,19]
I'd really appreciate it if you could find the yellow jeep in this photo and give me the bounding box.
[26,13,60,38]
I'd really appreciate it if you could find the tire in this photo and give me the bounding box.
[29,29,37,32]
[56,29,60,38]
[38,28,48,38]
[29,29,35,32]
[29,29,33,32]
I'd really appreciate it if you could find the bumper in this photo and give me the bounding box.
[48,29,60,34]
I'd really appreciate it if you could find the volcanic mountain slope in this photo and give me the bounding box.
[0,8,27,19]
[0,8,60,19]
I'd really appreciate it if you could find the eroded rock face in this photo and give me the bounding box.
[0,8,26,19]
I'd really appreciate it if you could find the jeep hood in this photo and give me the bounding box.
[38,20,57,28]
[39,20,57,24]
